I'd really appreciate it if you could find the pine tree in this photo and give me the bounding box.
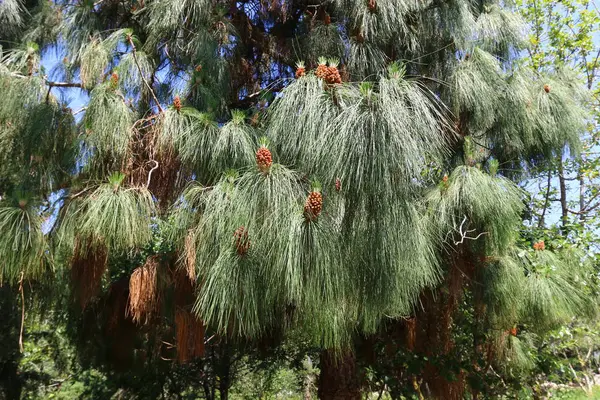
[0,0,594,398]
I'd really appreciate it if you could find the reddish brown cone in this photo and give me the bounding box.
[173,96,182,112]
[110,72,119,89]
[256,146,273,173]
[533,240,545,251]
[315,63,328,80]
[324,66,342,84]
[543,84,551,93]
[304,191,323,221]
[335,178,341,192]
[295,66,306,79]
[233,226,250,256]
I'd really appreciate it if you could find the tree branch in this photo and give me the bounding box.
[126,35,164,113]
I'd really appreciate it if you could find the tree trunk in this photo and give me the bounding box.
[406,248,472,400]
[0,285,22,400]
[558,158,568,228]
[303,355,314,400]
[538,170,552,228]
[317,349,362,400]
[217,345,231,400]
[579,172,586,222]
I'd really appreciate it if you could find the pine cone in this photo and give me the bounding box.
[324,13,331,25]
[195,65,202,73]
[256,146,273,173]
[295,66,306,79]
[233,226,250,256]
[173,96,182,112]
[543,84,551,93]
[315,63,328,80]
[335,178,341,192]
[304,191,323,221]
[367,0,376,11]
[533,240,545,251]
[324,66,342,84]
[510,327,517,337]
[110,72,119,89]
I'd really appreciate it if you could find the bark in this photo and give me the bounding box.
[406,248,473,400]
[558,158,568,228]
[538,170,552,228]
[0,285,22,400]
[303,355,314,400]
[217,346,231,400]
[317,349,362,400]
[579,173,586,223]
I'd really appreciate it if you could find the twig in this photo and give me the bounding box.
[126,35,164,113]
[73,107,88,116]
[146,160,159,188]
[449,216,488,246]
[204,334,216,344]
[9,72,83,89]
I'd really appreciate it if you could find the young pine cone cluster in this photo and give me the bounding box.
[295,65,306,79]
[368,0,376,11]
[543,84,551,93]
[233,226,250,256]
[335,178,341,192]
[173,95,182,112]
[304,191,323,221]
[532,240,545,251]
[256,146,273,173]
[315,60,342,85]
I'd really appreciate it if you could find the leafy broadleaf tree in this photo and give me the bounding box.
[0,0,595,398]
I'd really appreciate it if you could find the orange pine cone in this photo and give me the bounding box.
[335,178,341,192]
[173,95,182,112]
[315,63,328,80]
[533,240,545,251]
[295,67,306,79]
[324,66,342,84]
[304,191,323,221]
[110,72,119,88]
[324,13,331,25]
[544,84,551,93]
[256,146,273,173]
[510,327,517,336]
[368,0,376,11]
[233,226,250,256]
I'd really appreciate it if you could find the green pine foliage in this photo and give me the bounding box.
[0,0,24,37]
[59,173,155,255]
[0,0,595,397]
[0,196,50,283]
[210,111,256,174]
[426,165,524,253]
[83,85,133,170]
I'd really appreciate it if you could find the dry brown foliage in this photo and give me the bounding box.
[127,255,160,324]
[70,238,108,309]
